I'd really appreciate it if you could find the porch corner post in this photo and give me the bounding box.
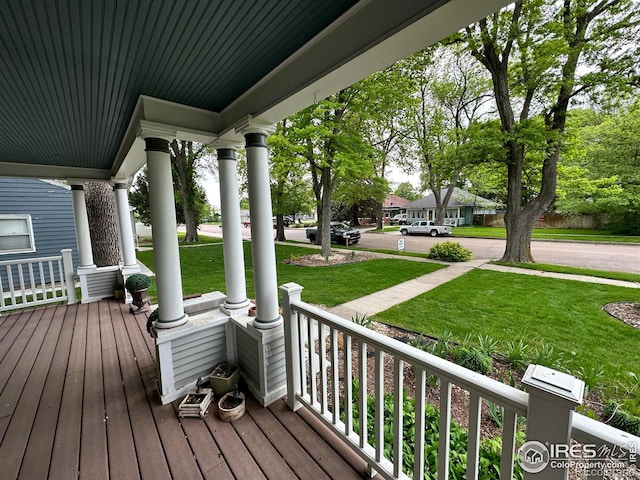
[237,120,281,329]
[521,364,585,480]
[69,184,95,269]
[142,133,188,329]
[112,180,139,271]
[214,142,249,310]
[280,282,303,411]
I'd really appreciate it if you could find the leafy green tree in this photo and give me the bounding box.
[170,140,213,242]
[292,87,376,256]
[557,103,640,232]
[393,182,422,201]
[129,166,209,237]
[404,46,492,225]
[268,120,314,241]
[460,0,640,262]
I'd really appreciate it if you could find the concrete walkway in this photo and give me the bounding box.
[328,259,640,321]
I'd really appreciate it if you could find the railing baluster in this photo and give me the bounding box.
[374,349,384,463]
[7,265,16,306]
[298,314,308,401]
[414,368,426,480]
[38,262,46,300]
[500,408,517,480]
[319,321,328,415]
[358,340,368,449]
[438,378,452,480]
[47,260,55,299]
[27,263,36,303]
[344,333,353,436]
[393,358,404,478]
[330,327,340,425]
[0,273,4,309]
[466,393,482,480]
[57,258,65,297]
[307,317,317,405]
[18,264,27,304]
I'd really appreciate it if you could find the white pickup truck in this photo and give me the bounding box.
[399,220,452,237]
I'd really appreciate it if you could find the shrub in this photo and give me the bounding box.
[125,273,151,292]
[427,241,472,262]
[603,401,640,435]
[450,346,492,375]
[350,383,523,479]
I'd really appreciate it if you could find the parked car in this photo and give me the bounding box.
[390,213,408,225]
[305,222,361,245]
[399,221,452,237]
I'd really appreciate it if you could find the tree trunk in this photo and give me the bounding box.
[85,182,121,267]
[320,166,333,258]
[171,140,200,243]
[376,203,383,229]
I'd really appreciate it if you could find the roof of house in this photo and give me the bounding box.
[405,188,499,209]
[382,195,411,209]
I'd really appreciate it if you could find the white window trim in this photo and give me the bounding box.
[0,214,36,255]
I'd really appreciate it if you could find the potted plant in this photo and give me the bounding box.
[209,362,240,396]
[125,273,151,314]
[113,283,125,300]
[218,388,245,422]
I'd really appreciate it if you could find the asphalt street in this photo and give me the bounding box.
[194,224,640,275]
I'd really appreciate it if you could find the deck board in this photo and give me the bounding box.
[0,299,373,480]
[18,304,77,480]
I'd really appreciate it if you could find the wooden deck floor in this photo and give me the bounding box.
[0,299,373,479]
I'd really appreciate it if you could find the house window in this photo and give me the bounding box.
[0,215,36,254]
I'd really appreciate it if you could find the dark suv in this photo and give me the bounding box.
[305,222,361,245]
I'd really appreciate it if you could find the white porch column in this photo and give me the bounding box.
[143,135,188,329]
[70,184,95,269]
[215,143,249,310]
[112,181,138,270]
[239,123,282,329]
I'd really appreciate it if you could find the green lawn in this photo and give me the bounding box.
[494,261,640,283]
[136,242,445,307]
[452,226,640,243]
[374,269,640,393]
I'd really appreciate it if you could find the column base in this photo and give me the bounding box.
[253,314,283,329]
[223,298,251,310]
[155,313,189,329]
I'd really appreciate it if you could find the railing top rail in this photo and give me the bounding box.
[291,300,529,416]
[572,412,640,450]
[0,255,63,267]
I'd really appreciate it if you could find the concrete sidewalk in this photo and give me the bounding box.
[328,259,639,321]
[328,259,488,320]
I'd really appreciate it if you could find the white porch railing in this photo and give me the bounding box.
[0,249,76,313]
[280,283,639,480]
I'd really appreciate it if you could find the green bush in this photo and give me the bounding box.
[603,401,640,435]
[427,241,472,262]
[125,273,151,291]
[350,383,523,479]
[450,346,493,375]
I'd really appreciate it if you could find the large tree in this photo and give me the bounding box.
[292,87,375,257]
[461,0,639,262]
[404,46,492,225]
[85,182,121,266]
[170,140,213,242]
[268,120,314,241]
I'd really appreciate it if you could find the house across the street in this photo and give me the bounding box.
[405,188,499,226]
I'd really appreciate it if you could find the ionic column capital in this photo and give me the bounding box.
[235,116,275,137]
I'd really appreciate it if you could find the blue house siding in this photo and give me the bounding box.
[0,178,79,287]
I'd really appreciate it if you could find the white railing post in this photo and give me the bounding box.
[280,282,304,411]
[61,249,77,304]
[521,365,585,480]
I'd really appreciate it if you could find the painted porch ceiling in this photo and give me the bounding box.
[0,0,510,180]
[0,0,357,173]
